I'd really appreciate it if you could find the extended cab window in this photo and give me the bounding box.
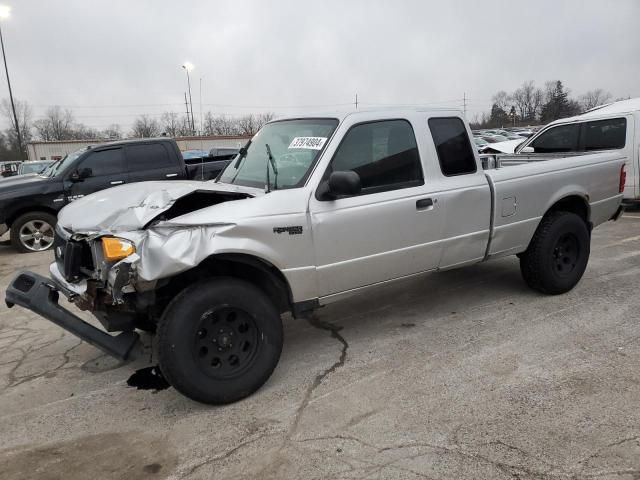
[330,119,423,192]
[126,144,174,171]
[530,124,580,153]
[428,117,477,176]
[583,118,626,151]
[78,148,124,176]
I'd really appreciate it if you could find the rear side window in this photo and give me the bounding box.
[583,118,626,151]
[79,148,124,176]
[330,119,423,193]
[126,144,175,172]
[428,117,477,176]
[531,124,580,153]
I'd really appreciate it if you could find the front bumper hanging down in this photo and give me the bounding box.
[5,271,139,361]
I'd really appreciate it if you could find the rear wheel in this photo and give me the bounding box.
[519,211,590,294]
[10,211,57,253]
[156,277,283,404]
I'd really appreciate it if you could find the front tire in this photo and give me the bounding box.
[520,211,590,295]
[156,277,283,404]
[10,211,57,253]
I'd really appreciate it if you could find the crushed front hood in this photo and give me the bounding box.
[57,180,260,233]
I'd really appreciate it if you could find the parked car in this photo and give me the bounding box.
[17,160,54,175]
[481,135,509,143]
[0,138,234,252]
[209,147,240,159]
[181,149,210,159]
[512,97,639,203]
[480,139,527,154]
[473,137,489,150]
[6,108,624,404]
[0,161,20,178]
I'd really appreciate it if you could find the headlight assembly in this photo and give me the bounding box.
[101,237,136,261]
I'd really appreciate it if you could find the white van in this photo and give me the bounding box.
[514,98,639,203]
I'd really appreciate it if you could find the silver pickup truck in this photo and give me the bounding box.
[6,108,625,404]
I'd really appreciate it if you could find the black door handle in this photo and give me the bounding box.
[416,198,433,209]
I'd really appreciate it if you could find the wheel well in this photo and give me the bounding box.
[157,254,293,315]
[546,195,591,228]
[7,207,58,228]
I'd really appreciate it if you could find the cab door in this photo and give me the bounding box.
[125,142,183,183]
[309,118,446,298]
[64,147,127,202]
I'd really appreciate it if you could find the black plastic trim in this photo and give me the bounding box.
[5,271,139,360]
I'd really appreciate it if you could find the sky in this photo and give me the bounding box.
[2,0,639,132]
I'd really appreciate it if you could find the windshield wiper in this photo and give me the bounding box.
[233,140,251,168]
[227,140,252,183]
[264,143,278,192]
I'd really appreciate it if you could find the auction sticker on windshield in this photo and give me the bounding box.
[288,137,327,150]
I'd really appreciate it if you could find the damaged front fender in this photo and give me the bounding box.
[118,223,236,282]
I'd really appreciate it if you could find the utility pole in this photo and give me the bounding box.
[0,10,22,157]
[182,63,196,135]
[184,92,190,131]
[463,92,467,117]
[199,77,203,136]
[186,72,195,134]
[354,93,358,109]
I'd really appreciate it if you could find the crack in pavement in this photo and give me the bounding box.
[179,316,350,479]
[180,432,279,478]
[296,433,640,480]
[289,315,349,435]
[251,315,349,479]
[1,327,84,390]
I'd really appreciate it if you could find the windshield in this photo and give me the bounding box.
[218,118,338,190]
[21,162,51,174]
[40,149,85,178]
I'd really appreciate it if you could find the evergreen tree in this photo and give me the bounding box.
[540,81,580,122]
[489,103,509,127]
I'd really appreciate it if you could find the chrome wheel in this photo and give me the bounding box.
[19,220,55,252]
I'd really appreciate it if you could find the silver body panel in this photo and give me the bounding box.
[52,108,625,307]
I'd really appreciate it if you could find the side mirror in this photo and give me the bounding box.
[320,171,361,199]
[520,146,534,154]
[70,167,92,182]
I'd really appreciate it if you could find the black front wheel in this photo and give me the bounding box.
[520,211,590,295]
[156,277,283,404]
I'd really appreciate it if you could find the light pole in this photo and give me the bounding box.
[182,62,195,135]
[0,5,22,156]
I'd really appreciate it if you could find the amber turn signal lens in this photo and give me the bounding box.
[102,237,135,261]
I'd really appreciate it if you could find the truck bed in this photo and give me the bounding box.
[483,151,625,259]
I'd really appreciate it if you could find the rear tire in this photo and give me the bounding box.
[519,211,590,295]
[10,211,57,253]
[156,277,283,404]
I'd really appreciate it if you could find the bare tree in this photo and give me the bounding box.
[131,115,160,138]
[492,91,511,112]
[102,124,122,139]
[203,113,239,135]
[256,112,276,129]
[69,124,99,140]
[512,81,544,122]
[1,98,32,153]
[236,112,275,136]
[512,87,528,123]
[579,89,612,111]
[237,114,258,135]
[33,106,75,141]
[161,112,182,137]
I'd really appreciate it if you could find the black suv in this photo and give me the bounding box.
[0,138,236,252]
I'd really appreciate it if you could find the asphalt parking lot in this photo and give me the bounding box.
[0,214,639,480]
